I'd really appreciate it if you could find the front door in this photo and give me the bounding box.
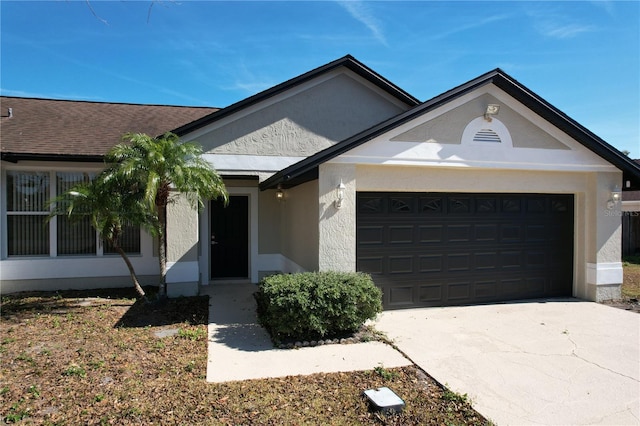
[210,195,249,279]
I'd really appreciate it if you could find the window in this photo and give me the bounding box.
[56,172,96,256]
[5,170,141,258]
[6,172,50,256]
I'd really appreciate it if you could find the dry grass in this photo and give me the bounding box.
[1,288,488,425]
[622,256,640,299]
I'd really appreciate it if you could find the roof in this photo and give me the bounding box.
[172,54,421,137]
[0,97,218,162]
[260,68,640,191]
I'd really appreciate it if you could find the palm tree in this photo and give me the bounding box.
[49,173,155,300]
[104,132,228,297]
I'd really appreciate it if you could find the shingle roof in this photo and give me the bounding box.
[0,97,218,162]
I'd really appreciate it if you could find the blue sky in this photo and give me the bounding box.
[1,1,638,157]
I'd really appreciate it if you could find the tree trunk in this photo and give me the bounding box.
[157,202,168,298]
[113,243,147,302]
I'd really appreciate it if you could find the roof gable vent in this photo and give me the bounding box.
[473,129,501,143]
[462,116,512,148]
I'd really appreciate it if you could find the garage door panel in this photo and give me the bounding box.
[419,225,444,243]
[358,257,384,274]
[447,224,472,242]
[419,255,443,272]
[357,192,574,309]
[388,286,415,307]
[388,256,413,274]
[419,284,443,303]
[475,252,498,270]
[358,226,384,245]
[475,281,498,299]
[447,253,471,272]
[447,282,472,301]
[475,224,498,241]
[389,226,414,244]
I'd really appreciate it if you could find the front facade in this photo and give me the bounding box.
[2,56,640,307]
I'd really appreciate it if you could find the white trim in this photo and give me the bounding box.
[201,154,305,174]
[0,255,157,281]
[586,262,623,285]
[331,151,619,172]
[166,261,199,283]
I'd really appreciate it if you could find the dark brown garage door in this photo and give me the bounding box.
[357,192,574,309]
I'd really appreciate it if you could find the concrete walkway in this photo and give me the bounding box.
[375,299,640,425]
[202,283,411,383]
[203,284,640,424]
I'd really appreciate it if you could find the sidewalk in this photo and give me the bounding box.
[202,283,411,383]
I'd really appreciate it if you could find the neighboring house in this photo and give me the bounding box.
[622,160,640,257]
[2,55,640,308]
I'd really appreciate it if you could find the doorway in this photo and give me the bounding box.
[210,195,249,279]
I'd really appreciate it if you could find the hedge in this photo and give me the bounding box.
[255,271,382,343]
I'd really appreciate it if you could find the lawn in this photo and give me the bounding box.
[1,288,488,425]
[622,255,640,299]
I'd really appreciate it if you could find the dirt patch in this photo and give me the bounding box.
[1,288,489,425]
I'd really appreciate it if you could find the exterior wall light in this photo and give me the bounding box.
[484,104,500,122]
[276,185,284,201]
[607,185,622,209]
[334,180,346,209]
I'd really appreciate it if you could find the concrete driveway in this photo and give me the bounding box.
[374,299,640,425]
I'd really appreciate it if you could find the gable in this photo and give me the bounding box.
[183,69,412,158]
[391,93,569,151]
[338,84,608,172]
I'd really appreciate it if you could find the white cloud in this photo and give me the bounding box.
[337,0,388,46]
[538,22,595,39]
[430,14,510,41]
[527,5,597,39]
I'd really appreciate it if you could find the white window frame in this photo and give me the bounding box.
[2,165,141,260]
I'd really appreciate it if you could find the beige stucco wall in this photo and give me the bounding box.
[316,163,623,302]
[318,163,357,272]
[165,191,199,296]
[280,180,319,271]
[166,192,199,263]
[258,189,281,254]
[194,72,408,156]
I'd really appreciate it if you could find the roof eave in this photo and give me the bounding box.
[1,153,105,164]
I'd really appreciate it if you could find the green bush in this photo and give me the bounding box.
[255,271,382,343]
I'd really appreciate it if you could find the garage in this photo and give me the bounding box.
[357,192,574,309]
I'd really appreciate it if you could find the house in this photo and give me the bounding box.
[2,55,640,309]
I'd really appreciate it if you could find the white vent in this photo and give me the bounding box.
[473,129,501,143]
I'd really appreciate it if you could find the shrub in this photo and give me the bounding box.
[255,271,382,343]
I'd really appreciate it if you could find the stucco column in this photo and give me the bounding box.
[585,172,623,301]
[318,163,356,272]
[166,192,200,297]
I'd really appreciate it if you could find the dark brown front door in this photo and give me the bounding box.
[357,192,574,309]
[210,196,249,279]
